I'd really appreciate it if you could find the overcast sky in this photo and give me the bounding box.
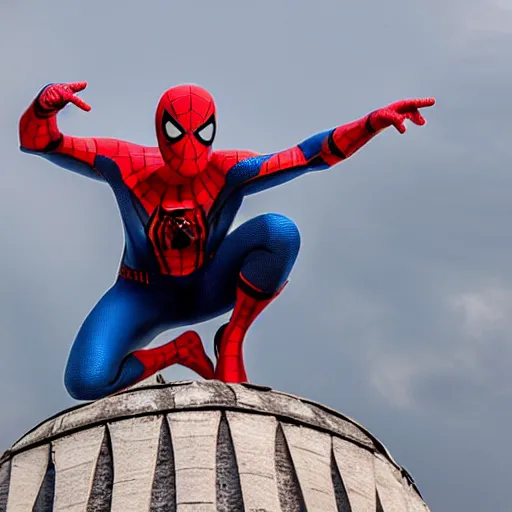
[1,0,512,510]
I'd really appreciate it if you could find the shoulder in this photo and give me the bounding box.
[210,149,276,186]
[209,150,261,174]
[100,140,162,167]
[94,141,164,183]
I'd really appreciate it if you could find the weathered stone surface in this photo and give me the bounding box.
[170,410,220,512]
[0,459,10,512]
[333,436,376,510]
[109,416,161,512]
[226,411,281,511]
[53,427,105,511]
[5,444,48,511]
[0,378,429,511]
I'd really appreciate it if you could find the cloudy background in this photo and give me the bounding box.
[1,0,511,509]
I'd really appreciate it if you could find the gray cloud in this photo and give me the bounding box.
[1,0,511,510]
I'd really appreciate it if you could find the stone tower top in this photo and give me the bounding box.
[0,377,429,511]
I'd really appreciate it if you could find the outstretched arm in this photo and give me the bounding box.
[222,97,435,195]
[19,82,144,182]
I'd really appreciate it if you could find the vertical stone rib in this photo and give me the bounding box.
[226,412,281,511]
[6,444,48,511]
[374,457,407,512]
[0,460,11,512]
[216,413,244,512]
[281,423,338,511]
[403,482,430,512]
[109,416,162,512]
[332,437,376,511]
[169,410,220,512]
[87,426,114,512]
[150,416,176,512]
[53,427,105,512]
[32,446,55,512]
[274,423,306,512]
[330,448,351,512]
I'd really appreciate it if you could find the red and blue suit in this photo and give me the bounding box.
[19,82,434,400]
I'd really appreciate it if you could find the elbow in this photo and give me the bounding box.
[18,109,34,151]
[19,145,33,155]
[18,103,60,153]
[18,125,28,151]
[18,131,35,153]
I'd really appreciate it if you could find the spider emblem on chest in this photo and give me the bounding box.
[147,204,208,276]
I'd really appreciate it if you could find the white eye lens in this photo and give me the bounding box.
[165,120,182,139]
[198,122,214,143]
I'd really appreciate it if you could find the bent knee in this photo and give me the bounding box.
[257,213,301,253]
[64,360,115,401]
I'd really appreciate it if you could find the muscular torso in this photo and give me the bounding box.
[95,148,258,277]
[139,168,216,277]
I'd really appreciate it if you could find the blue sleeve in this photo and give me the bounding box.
[20,147,106,182]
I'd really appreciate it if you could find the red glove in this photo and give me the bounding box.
[37,81,91,114]
[368,97,435,134]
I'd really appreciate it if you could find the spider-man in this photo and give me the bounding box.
[19,82,434,400]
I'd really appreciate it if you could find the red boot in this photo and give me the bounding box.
[214,275,287,383]
[132,331,214,382]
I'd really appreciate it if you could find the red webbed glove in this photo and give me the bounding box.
[368,97,436,134]
[37,81,92,115]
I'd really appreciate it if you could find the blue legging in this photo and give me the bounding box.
[64,213,300,400]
